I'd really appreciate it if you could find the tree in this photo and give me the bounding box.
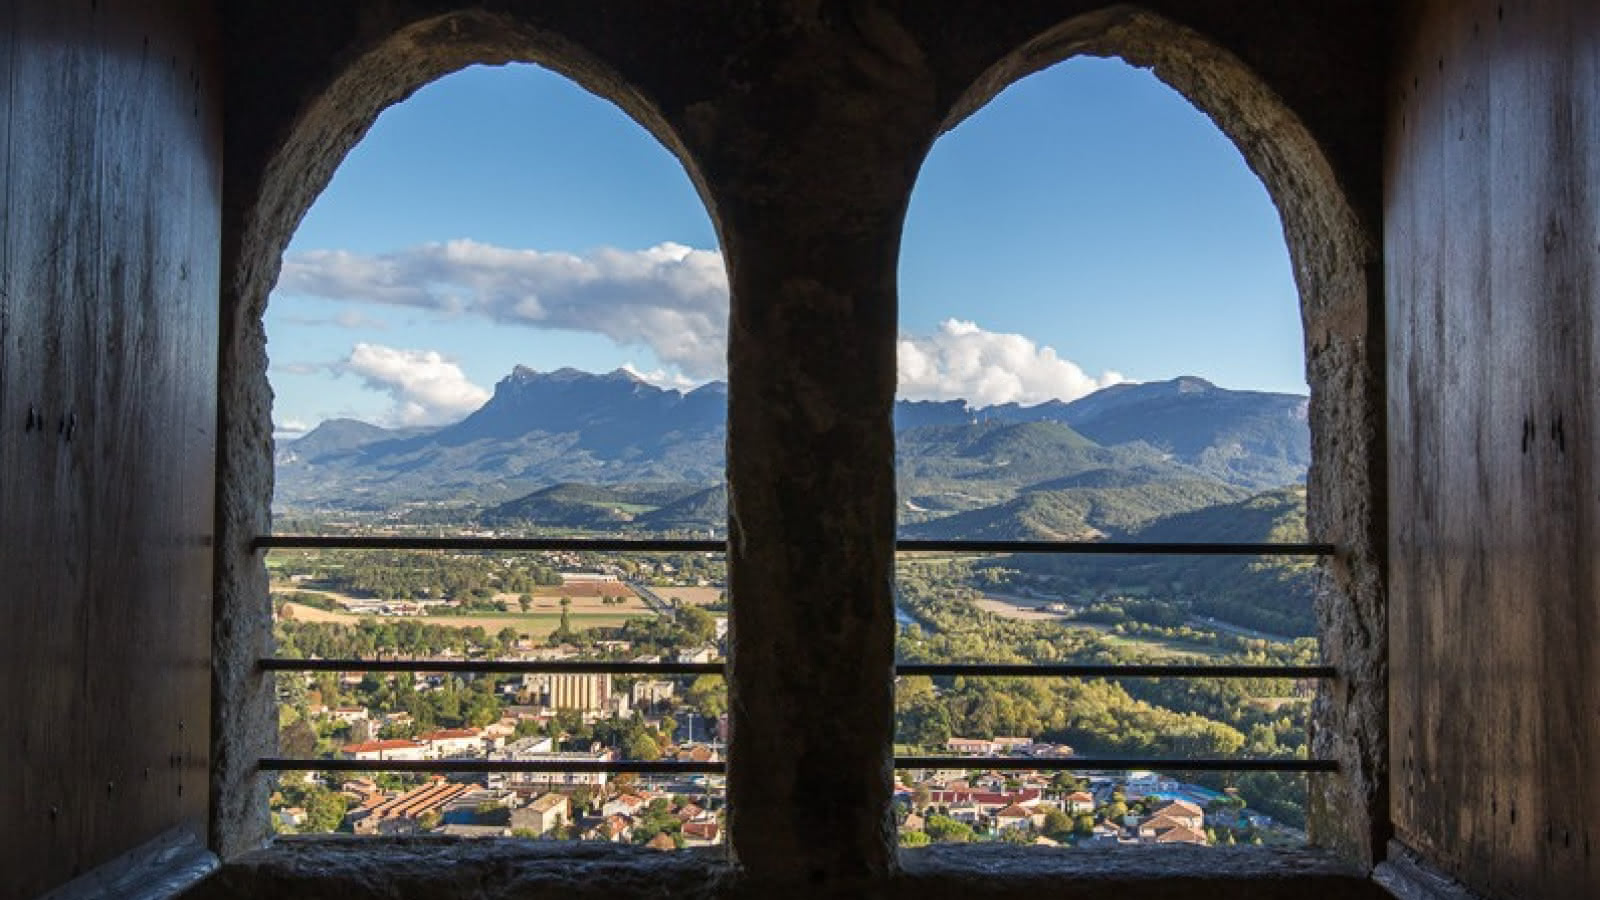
[678,606,717,645]
[1000,826,1032,844]
[924,815,973,843]
[1041,808,1072,840]
[626,731,663,761]
[304,789,348,833]
[550,607,576,646]
[279,718,319,759]
[571,784,596,814]
[313,671,341,708]
[518,594,533,613]
[464,692,502,728]
[1050,772,1084,792]
[685,675,726,719]
[899,830,931,847]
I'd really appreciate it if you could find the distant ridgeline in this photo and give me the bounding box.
[276,367,1316,634]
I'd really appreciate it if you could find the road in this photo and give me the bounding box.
[1184,615,1296,643]
[626,579,675,616]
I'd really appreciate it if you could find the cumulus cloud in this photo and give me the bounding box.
[273,419,312,441]
[333,343,491,427]
[898,319,1125,407]
[620,362,702,391]
[278,240,729,378]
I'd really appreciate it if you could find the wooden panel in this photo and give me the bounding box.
[1387,2,1600,898]
[0,0,221,896]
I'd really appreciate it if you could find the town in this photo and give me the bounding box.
[266,533,1312,849]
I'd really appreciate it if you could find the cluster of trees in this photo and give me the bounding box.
[1006,486,1319,637]
[272,776,349,834]
[893,561,1313,828]
[275,617,499,659]
[271,549,564,601]
[580,606,717,655]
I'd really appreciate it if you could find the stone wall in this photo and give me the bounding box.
[208,0,1390,891]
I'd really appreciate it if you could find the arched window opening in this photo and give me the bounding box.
[893,56,1327,851]
[259,62,728,849]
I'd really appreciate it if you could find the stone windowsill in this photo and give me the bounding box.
[190,837,1389,900]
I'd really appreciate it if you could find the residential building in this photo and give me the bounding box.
[339,739,427,762]
[417,727,486,759]
[350,779,472,835]
[1065,791,1096,815]
[632,679,676,708]
[510,793,570,837]
[521,672,613,713]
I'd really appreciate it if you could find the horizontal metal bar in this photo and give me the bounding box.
[263,756,1328,774]
[263,755,1329,775]
[256,535,1334,556]
[896,540,1334,556]
[261,659,1330,679]
[896,663,1335,679]
[893,756,1337,773]
[256,535,723,552]
[260,757,723,774]
[256,656,1324,675]
[261,658,723,676]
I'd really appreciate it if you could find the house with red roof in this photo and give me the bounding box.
[339,738,426,761]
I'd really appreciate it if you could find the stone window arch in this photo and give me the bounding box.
[210,2,1386,887]
[212,10,722,857]
[920,4,1385,863]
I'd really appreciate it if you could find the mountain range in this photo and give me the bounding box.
[276,366,1317,635]
[275,366,1310,535]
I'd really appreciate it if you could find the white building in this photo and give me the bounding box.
[339,739,427,761]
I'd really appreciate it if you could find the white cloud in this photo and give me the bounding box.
[898,319,1125,407]
[620,362,702,391]
[333,343,491,427]
[278,240,729,379]
[273,419,312,441]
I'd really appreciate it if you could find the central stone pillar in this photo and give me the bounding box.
[680,7,940,889]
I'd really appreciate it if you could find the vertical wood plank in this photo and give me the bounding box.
[0,1,220,895]
[1388,2,1600,897]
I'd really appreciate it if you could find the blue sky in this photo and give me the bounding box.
[268,59,1304,434]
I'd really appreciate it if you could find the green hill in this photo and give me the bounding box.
[635,484,727,532]
[1014,486,1318,637]
[479,482,705,530]
[904,479,1249,541]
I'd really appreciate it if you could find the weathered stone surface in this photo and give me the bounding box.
[188,839,1387,900]
[213,0,1389,883]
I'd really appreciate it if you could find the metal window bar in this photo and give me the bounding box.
[261,659,1333,680]
[260,658,724,676]
[258,758,724,774]
[255,535,1334,555]
[257,533,1337,774]
[257,757,1332,774]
